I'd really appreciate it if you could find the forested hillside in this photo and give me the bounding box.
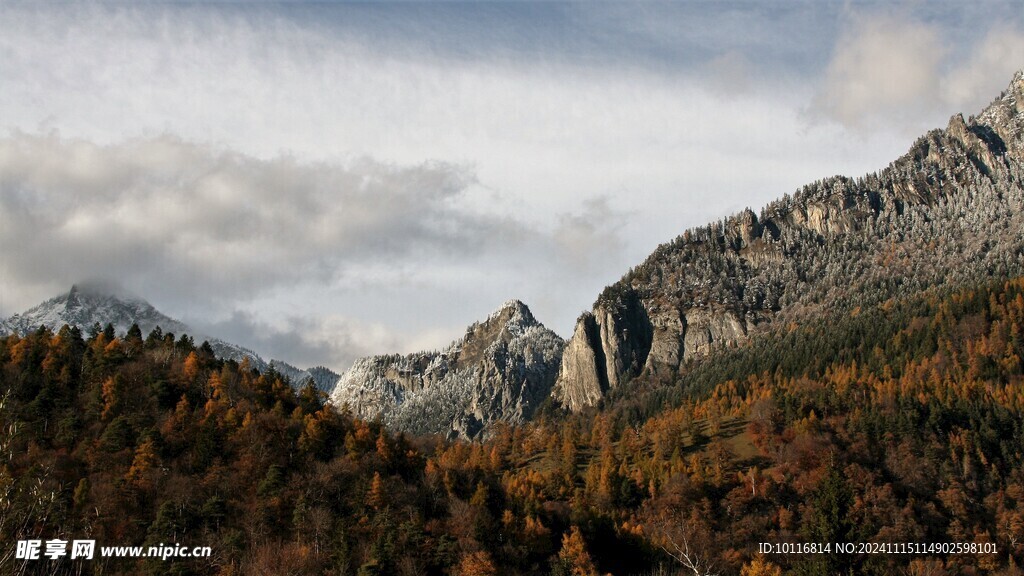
[5,276,1024,574]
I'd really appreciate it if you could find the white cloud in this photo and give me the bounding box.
[0,133,496,309]
[0,131,636,364]
[813,9,1024,132]
[553,196,628,273]
[193,310,401,370]
[4,2,1020,369]
[0,3,904,225]
[813,10,945,130]
[943,25,1024,115]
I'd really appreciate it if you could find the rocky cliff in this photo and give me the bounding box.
[330,300,564,439]
[554,71,1024,411]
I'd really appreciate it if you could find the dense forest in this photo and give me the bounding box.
[6,276,1024,575]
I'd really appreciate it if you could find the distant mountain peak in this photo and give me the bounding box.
[468,299,538,338]
[498,298,529,313]
[69,280,143,301]
[330,299,564,440]
[3,284,337,391]
[65,285,82,312]
[6,285,181,338]
[487,298,535,325]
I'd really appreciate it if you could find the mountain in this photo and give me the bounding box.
[6,283,191,338]
[2,284,338,390]
[554,70,1024,410]
[329,300,564,439]
[270,361,340,393]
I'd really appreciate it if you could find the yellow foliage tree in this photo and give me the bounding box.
[101,376,122,421]
[366,471,385,510]
[125,437,159,490]
[559,525,599,576]
[456,550,497,576]
[183,351,201,381]
[740,555,782,576]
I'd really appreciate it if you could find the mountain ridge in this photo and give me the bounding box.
[5,71,1023,430]
[553,70,1024,410]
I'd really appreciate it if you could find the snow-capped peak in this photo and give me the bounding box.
[3,285,337,390]
[329,299,564,440]
[6,285,188,338]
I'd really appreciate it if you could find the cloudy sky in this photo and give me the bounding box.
[2,1,1023,371]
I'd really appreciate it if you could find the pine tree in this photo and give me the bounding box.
[796,458,855,575]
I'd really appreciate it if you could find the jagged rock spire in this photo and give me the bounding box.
[330,300,563,440]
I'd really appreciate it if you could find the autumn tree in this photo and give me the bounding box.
[457,550,498,576]
[554,525,599,576]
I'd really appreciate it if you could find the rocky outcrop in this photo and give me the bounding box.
[330,300,564,439]
[975,70,1024,159]
[595,293,652,389]
[551,313,606,411]
[552,301,745,411]
[553,71,1024,411]
[643,308,684,375]
[680,308,745,358]
[552,292,653,411]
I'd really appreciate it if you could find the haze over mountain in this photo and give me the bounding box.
[6,1,1024,573]
[13,71,1022,440]
[6,282,190,339]
[1,284,338,391]
[3,2,1022,372]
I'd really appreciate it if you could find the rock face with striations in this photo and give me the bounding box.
[554,71,1024,411]
[330,300,563,439]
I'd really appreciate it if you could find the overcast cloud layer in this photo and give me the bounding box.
[1,2,1023,370]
